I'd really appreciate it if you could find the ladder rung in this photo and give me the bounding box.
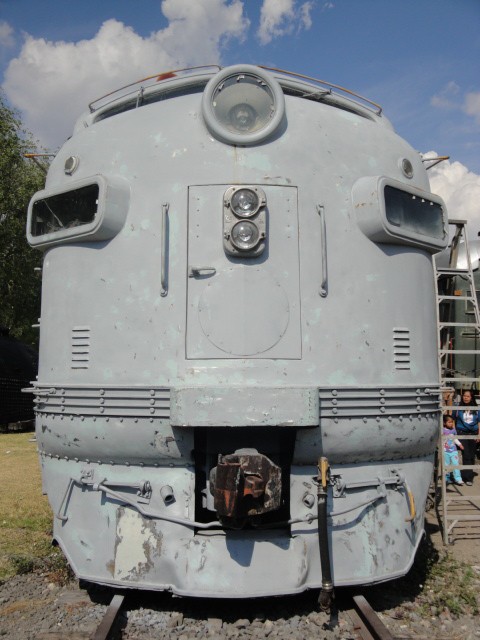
[440,349,480,354]
[436,267,470,274]
[440,377,478,382]
[438,296,476,301]
[439,322,480,328]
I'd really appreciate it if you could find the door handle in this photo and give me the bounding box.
[161,203,169,297]
[188,266,217,278]
[316,204,328,298]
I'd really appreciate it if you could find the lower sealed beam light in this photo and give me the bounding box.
[231,220,260,251]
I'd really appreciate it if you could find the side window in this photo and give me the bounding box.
[31,184,99,236]
[353,176,448,253]
[384,186,444,241]
[27,176,129,248]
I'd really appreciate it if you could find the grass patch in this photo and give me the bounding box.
[417,549,479,617]
[366,535,479,619]
[0,432,66,581]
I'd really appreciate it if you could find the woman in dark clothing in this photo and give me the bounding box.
[453,390,480,485]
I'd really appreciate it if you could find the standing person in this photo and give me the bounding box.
[453,389,480,486]
[442,414,464,485]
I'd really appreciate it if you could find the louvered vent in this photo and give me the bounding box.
[71,326,90,369]
[393,327,410,370]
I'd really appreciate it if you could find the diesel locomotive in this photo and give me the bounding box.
[27,64,447,598]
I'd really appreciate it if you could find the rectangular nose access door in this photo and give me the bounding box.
[186,185,301,359]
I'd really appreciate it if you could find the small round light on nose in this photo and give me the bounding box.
[231,188,260,217]
[400,158,414,178]
[231,220,260,251]
[64,156,79,175]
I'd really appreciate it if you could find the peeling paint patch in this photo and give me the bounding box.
[172,148,188,157]
[114,508,163,582]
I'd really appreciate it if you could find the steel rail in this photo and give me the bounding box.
[90,593,125,640]
[347,595,396,640]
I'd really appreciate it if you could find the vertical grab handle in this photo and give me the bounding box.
[161,203,169,297]
[317,205,328,297]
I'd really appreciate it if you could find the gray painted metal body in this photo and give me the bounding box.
[28,65,446,597]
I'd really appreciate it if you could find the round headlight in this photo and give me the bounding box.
[202,65,285,146]
[231,220,260,251]
[231,188,260,217]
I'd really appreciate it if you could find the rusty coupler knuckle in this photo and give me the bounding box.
[210,448,282,524]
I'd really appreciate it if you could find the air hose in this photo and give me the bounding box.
[317,456,334,611]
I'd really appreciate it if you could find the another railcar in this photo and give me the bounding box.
[0,327,37,428]
[27,65,447,598]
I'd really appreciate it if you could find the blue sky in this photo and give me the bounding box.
[1,0,479,225]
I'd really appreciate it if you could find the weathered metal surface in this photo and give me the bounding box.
[28,63,444,596]
[211,449,281,521]
[171,386,319,427]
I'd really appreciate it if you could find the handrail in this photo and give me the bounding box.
[260,65,383,115]
[87,64,383,118]
[88,65,221,112]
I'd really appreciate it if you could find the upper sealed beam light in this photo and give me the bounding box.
[202,65,285,145]
[230,187,262,218]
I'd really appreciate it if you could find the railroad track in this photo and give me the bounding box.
[90,591,397,640]
[346,595,396,640]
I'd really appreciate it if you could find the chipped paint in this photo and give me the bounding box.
[113,507,163,581]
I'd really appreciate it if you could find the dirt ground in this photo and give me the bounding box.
[427,479,480,565]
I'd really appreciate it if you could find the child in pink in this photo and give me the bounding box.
[443,414,464,485]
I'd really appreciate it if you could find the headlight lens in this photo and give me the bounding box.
[229,102,257,132]
[213,75,274,135]
[231,188,260,217]
[202,65,285,145]
[231,220,260,251]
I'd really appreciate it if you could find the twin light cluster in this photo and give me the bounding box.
[223,186,267,257]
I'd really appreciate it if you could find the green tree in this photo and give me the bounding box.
[0,92,48,347]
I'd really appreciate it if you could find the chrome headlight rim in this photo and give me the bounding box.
[228,186,264,218]
[230,219,261,251]
[202,64,285,146]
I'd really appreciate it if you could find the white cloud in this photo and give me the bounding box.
[431,83,480,129]
[2,0,249,149]
[464,91,480,125]
[300,2,314,29]
[0,20,14,48]
[425,152,480,237]
[430,81,460,110]
[160,0,248,59]
[257,0,314,45]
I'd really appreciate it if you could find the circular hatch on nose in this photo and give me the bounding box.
[198,267,290,356]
